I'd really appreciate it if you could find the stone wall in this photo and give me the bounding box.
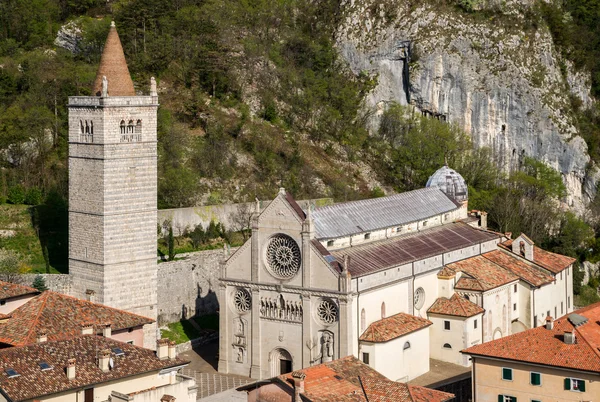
[21,274,73,294]
[158,198,332,235]
[156,247,239,325]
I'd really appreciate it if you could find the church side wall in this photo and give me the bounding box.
[357,281,411,335]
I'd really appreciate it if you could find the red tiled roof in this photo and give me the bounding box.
[482,250,554,287]
[428,294,484,318]
[241,356,454,402]
[0,281,38,300]
[92,23,135,96]
[463,302,600,373]
[454,277,485,291]
[0,291,153,346]
[0,335,188,401]
[359,313,432,343]
[332,223,500,277]
[500,240,575,274]
[445,255,518,291]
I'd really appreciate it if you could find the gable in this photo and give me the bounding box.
[257,192,304,232]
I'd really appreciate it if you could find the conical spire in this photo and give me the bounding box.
[92,22,135,96]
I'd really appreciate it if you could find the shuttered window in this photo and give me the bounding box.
[497,396,517,402]
[502,368,513,381]
[565,377,586,392]
[530,372,541,386]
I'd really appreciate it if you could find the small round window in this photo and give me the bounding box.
[414,287,425,310]
[317,298,338,325]
[233,288,251,314]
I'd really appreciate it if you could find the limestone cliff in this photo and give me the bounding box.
[337,0,598,210]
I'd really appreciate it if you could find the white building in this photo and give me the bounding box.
[218,166,575,382]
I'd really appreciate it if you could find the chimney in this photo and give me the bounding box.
[479,211,488,230]
[102,323,112,338]
[85,289,96,303]
[37,330,47,343]
[99,349,111,372]
[564,330,576,344]
[157,338,170,360]
[291,371,306,402]
[66,358,76,380]
[545,316,554,330]
[168,340,177,360]
[81,323,94,335]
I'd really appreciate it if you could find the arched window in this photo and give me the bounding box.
[464,294,470,301]
[120,120,126,134]
[85,121,89,134]
[135,119,142,134]
[443,343,452,349]
[80,120,84,134]
[403,342,410,350]
[381,302,386,319]
[360,309,366,333]
[90,121,93,135]
[127,120,134,134]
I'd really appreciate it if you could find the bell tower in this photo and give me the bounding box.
[68,22,158,348]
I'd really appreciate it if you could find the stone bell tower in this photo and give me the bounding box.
[68,22,158,348]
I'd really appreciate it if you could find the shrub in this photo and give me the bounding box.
[24,188,43,205]
[7,185,25,205]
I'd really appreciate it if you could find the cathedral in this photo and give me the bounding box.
[218,167,574,382]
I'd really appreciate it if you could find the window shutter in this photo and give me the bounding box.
[498,395,504,402]
[580,380,586,392]
[512,397,517,402]
[564,378,571,390]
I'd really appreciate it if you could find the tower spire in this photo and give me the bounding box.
[92,21,135,96]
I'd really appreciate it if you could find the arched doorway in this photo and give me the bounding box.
[270,348,293,376]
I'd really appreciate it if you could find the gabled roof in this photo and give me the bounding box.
[463,302,600,374]
[444,255,519,291]
[284,192,306,221]
[331,222,500,277]
[311,187,459,240]
[92,22,135,96]
[482,250,554,287]
[0,335,188,401]
[428,294,484,318]
[239,356,454,402]
[0,281,38,300]
[0,291,153,346]
[500,239,575,274]
[359,313,432,343]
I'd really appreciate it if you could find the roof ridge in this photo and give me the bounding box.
[23,292,50,345]
[573,323,600,361]
[406,383,417,402]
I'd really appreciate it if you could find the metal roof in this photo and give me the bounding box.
[311,187,459,240]
[331,223,500,277]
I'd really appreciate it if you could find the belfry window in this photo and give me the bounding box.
[127,120,134,134]
[120,120,126,134]
[135,120,142,134]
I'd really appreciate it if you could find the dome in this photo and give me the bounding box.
[426,166,468,203]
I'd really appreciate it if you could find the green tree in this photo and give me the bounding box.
[32,275,48,291]
[168,225,175,261]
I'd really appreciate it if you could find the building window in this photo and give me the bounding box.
[474,319,478,329]
[327,240,334,247]
[568,296,571,309]
[360,309,365,333]
[362,353,369,365]
[555,306,557,319]
[422,220,428,227]
[443,343,452,349]
[120,120,126,134]
[444,320,450,330]
[403,342,410,350]
[396,227,401,233]
[444,214,449,221]
[414,288,425,310]
[498,396,517,402]
[514,284,517,293]
[547,310,550,318]
[127,340,134,345]
[530,372,541,386]
[381,302,386,319]
[560,271,563,280]
[561,301,564,315]
[502,368,513,381]
[565,378,586,392]
[364,233,370,240]
[0,300,5,306]
[513,303,517,311]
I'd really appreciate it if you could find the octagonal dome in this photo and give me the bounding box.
[426,166,468,203]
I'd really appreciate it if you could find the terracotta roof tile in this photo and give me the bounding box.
[463,302,600,373]
[246,356,455,402]
[0,281,39,300]
[0,291,153,346]
[482,250,555,287]
[0,335,188,401]
[500,240,575,274]
[359,313,432,343]
[445,255,518,291]
[92,22,135,96]
[428,294,484,318]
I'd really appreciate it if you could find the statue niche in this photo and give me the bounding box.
[232,317,247,363]
[307,330,334,364]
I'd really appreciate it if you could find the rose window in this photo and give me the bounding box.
[234,288,251,313]
[266,234,301,279]
[317,299,338,324]
[414,287,425,310]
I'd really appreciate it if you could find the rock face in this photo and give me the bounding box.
[337,0,597,210]
[54,20,82,54]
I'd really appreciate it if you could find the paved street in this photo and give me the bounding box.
[179,339,253,400]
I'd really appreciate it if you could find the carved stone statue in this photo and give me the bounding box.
[101,76,108,97]
[321,332,333,363]
[150,77,157,96]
